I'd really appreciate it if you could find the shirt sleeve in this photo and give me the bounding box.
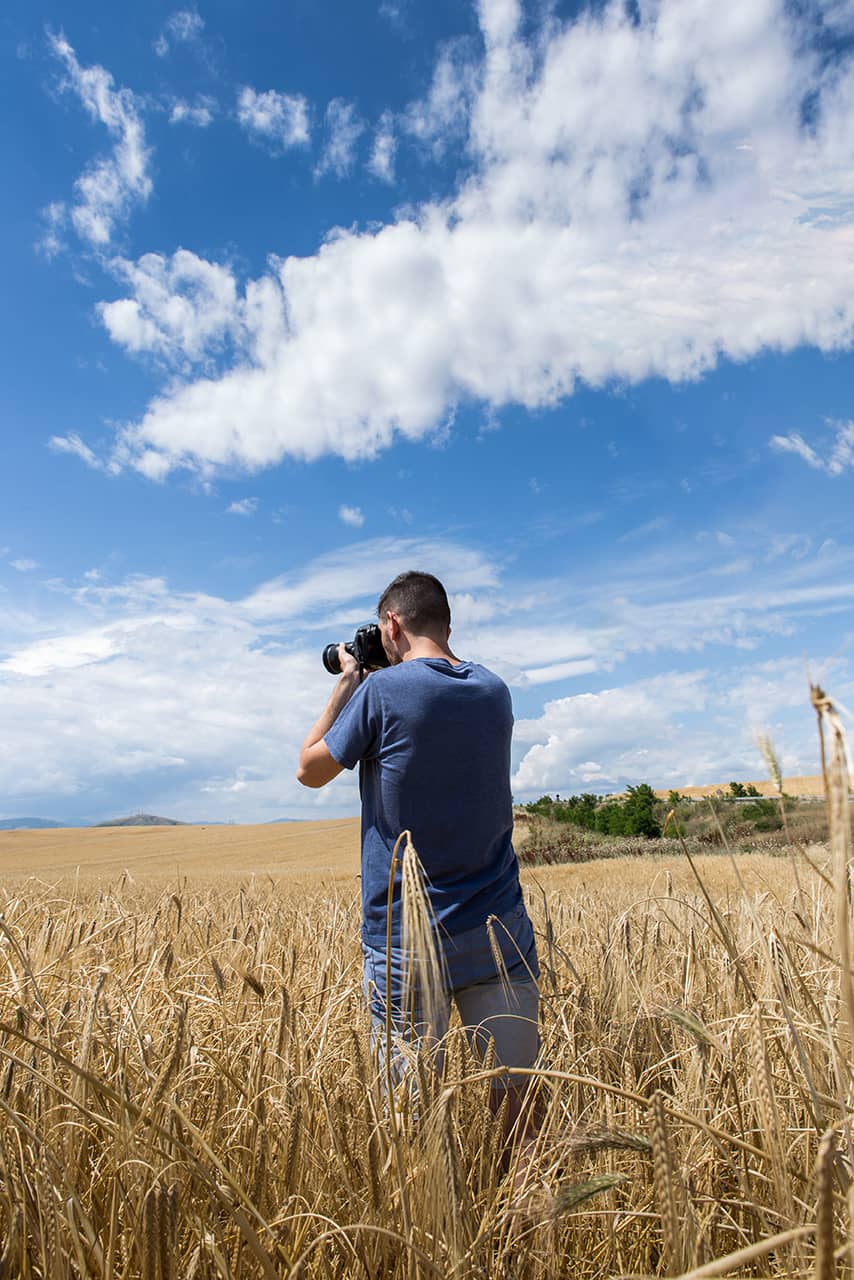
[323,678,382,770]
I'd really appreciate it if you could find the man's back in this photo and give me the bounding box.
[324,657,523,943]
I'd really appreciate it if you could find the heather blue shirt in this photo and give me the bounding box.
[324,658,530,969]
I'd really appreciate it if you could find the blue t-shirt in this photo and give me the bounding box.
[324,658,527,953]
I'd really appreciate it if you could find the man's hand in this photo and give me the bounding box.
[296,655,361,788]
[336,642,360,681]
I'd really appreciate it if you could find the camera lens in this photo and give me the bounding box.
[322,643,342,675]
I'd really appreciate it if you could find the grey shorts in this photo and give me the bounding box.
[362,941,540,1080]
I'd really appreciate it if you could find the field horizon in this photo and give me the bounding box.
[0,815,362,880]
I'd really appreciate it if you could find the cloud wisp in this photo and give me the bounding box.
[770,420,854,476]
[69,0,854,479]
[154,9,206,58]
[45,32,152,249]
[315,99,364,177]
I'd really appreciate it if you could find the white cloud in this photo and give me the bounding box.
[316,99,364,178]
[379,0,410,28]
[3,626,119,675]
[1,533,852,817]
[769,431,825,469]
[618,516,670,543]
[368,112,396,182]
[10,560,38,573]
[98,250,243,368]
[338,504,365,527]
[711,556,753,577]
[770,420,854,475]
[36,201,67,259]
[236,86,310,150]
[99,248,250,371]
[510,653,852,797]
[239,536,499,624]
[402,38,477,154]
[47,33,152,248]
[169,96,215,127]
[83,0,854,478]
[387,506,414,525]
[49,433,105,470]
[0,539,502,818]
[154,9,205,57]
[821,0,854,34]
[512,671,710,794]
[227,497,259,516]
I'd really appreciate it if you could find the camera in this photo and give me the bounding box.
[322,623,390,675]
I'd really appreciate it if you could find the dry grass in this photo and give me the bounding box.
[0,694,851,1278]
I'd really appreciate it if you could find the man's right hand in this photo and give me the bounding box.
[337,643,361,680]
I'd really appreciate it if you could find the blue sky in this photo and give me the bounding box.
[1,0,853,823]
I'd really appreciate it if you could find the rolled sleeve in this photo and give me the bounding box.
[324,679,381,769]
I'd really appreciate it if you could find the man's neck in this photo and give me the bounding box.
[401,637,462,665]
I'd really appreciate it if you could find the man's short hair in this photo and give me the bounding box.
[377,571,451,635]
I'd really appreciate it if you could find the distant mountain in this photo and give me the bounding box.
[0,817,73,831]
[266,817,304,824]
[94,814,188,827]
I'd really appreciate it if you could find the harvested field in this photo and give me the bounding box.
[0,817,361,881]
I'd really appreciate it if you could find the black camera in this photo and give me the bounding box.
[322,623,390,675]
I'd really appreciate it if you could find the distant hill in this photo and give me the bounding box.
[266,817,304,824]
[0,817,71,831]
[94,814,188,827]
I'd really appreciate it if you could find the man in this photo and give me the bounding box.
[296,570,539,1125]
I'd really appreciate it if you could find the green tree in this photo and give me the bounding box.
[623,783,661,837]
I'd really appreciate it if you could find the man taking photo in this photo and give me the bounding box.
[296,570,539,1135]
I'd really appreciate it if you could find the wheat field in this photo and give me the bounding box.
[0,695,851,1278]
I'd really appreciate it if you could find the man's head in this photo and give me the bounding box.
[376,571,451,663]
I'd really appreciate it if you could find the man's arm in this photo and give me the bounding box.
[296,648,361,788]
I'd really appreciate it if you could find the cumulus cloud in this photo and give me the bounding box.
[512,671,710,793]
[236,86,310,150]
[338,504,365,527]
[770,420,854,475]
[47,32,152,247]
[75,0,854,478]
[316,99,364,177]
[511,650,853,798]
[98,250,244,370]
[227,497,259,516]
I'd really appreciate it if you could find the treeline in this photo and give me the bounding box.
[525,784,662,837]
[525,781,793,841]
